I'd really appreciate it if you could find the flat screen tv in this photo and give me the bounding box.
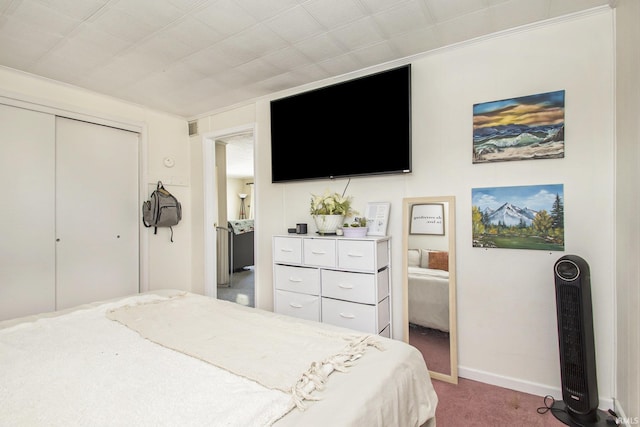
[270,64,411,183]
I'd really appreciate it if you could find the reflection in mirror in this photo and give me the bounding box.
[403,196,458,384]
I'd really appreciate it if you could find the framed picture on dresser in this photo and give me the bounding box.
[365,202,390,236]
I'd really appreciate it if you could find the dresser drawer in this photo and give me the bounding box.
[322,269,389,303]
[275,290,320,322]
[273,235,391,337]
[273,237,302,264]
[321,270,377,304]
[274,265,320,295]
[337,240,381,271]
[322,297,389,334]
[303,238,336,267]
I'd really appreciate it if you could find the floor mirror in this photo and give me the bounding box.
[402,196,458,384]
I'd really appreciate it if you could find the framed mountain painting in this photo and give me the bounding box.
[473,90,565,163]
[472,184,564,251]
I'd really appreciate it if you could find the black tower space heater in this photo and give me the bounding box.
[552,255,608,426]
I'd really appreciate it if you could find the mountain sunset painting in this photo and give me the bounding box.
[473,90,565,163]
[472,184,564,251]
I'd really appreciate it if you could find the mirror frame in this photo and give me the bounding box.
[402,196,458,384]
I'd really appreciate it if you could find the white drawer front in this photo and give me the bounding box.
[337,240,376,271]
[321,270,376,304]
[275,290,320,322]
[274,265,320,295]
[303,238,336,267]
[273,237,302,264]
[321,298,377,334]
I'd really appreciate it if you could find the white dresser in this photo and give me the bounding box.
[273,235,391,337]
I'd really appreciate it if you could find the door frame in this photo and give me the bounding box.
[202,123,256,298]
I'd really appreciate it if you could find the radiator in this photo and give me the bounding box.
[216,227,230,286]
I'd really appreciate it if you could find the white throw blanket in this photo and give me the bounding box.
[0,294,291,426]
[106,293,383,410]
[0,293,383,427]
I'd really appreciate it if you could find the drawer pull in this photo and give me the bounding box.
[339,312,356,319]
[338,283,353,289]
[347,252,364,257]
[289,302,303,309]
[280,248,293,253]
[288,277,302,283]
[311,250,326,255]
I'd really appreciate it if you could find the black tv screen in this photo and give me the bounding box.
[270,65,411,183]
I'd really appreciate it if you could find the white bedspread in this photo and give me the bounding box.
[0,294,291,427]
[0,291,438,427]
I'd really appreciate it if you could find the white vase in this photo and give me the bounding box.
[312,214,344,235]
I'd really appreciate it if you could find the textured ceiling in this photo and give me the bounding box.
[0,0,610,118]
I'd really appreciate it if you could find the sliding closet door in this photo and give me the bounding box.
[0,104,56,321]
[55,117,139,309]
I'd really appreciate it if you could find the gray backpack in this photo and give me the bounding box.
[142,181,182,242]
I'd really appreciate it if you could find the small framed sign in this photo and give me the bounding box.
[410,203,445,235]
[365,202,390,236]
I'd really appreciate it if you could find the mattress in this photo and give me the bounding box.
[0,290,437,427]
[408,266,450,332]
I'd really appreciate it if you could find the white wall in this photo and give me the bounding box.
[429,10,614,402]
[0,3,621,413]
[196,9,616,403]
[0,66,192,294]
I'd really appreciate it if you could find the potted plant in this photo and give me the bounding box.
[341,216,368,237]
[310,190,355,234]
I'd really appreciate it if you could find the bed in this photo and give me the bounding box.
[408,249,450,332]
[0,290,437,426]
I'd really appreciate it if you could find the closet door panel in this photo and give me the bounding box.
[55,117,139,309]
[0,104,56,321]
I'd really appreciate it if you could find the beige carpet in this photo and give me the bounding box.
[409,335,567,427]
[409,323,450,375]
[430,377,567,426]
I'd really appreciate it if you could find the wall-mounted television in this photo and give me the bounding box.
[270,64,411,183]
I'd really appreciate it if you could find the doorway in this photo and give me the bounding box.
[203,124,256,307]
[217,131,255,307]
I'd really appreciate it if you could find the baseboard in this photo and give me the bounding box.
[458,366,614,412]
[613,400,639,427]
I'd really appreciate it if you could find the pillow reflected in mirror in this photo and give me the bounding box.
[408,249,421,267]
[428,251,449,272]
